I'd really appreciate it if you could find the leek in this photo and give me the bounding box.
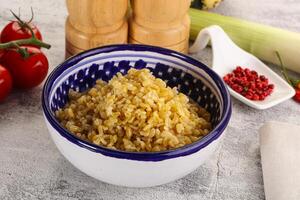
[189,8,300,73]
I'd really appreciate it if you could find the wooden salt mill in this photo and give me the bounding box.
[65,0,128,57]
[129,0,191,54]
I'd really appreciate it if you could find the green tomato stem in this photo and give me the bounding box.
[291,79,300,88]
[275,51,292,86]
[0,37,51,50]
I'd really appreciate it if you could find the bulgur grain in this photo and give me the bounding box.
[55,68,212,152]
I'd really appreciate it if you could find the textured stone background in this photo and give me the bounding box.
[0,0,300,199]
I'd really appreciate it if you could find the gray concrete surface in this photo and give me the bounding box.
[0,0,300,199]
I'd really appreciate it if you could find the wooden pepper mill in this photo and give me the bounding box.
[129,0,191,53]
[65,0,128,57]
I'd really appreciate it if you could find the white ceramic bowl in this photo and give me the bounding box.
[42,44,231,187]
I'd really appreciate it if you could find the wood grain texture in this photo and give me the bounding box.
[0,0,300,199]
[129,0,191,53]
[129,37,189,54]
[131,0,191,29]
[129,15,190,46]
[66,17,128,50]
[65,0,128,55]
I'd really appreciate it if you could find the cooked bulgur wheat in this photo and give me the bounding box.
[55,68,212,152]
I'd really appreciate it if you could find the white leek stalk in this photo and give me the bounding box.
[189,8,300,73]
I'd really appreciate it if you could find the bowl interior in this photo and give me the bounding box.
[49,51,222,128]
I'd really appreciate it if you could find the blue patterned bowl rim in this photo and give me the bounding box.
[42,44,232,162]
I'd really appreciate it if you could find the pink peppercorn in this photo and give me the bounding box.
[223,66,274,101]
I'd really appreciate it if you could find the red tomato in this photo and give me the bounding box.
[1,47,48,89]
[0,21,42,48]
[0,64,12,102]
[0,33,3,63]
[0,49,4,63]
[294,89,300,103]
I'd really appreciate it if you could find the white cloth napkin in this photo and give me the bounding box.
[260,121,300,200]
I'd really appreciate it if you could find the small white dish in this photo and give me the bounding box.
[190,25,295,110]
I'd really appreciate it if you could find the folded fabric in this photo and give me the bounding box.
[260,121,300,200]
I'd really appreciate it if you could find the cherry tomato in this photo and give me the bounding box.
[0,49,4,63]
[0,64,12,102]
[0,21,42,48]
[0,32,3,63]
[294,89,300,103]
[1,46,48,89]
